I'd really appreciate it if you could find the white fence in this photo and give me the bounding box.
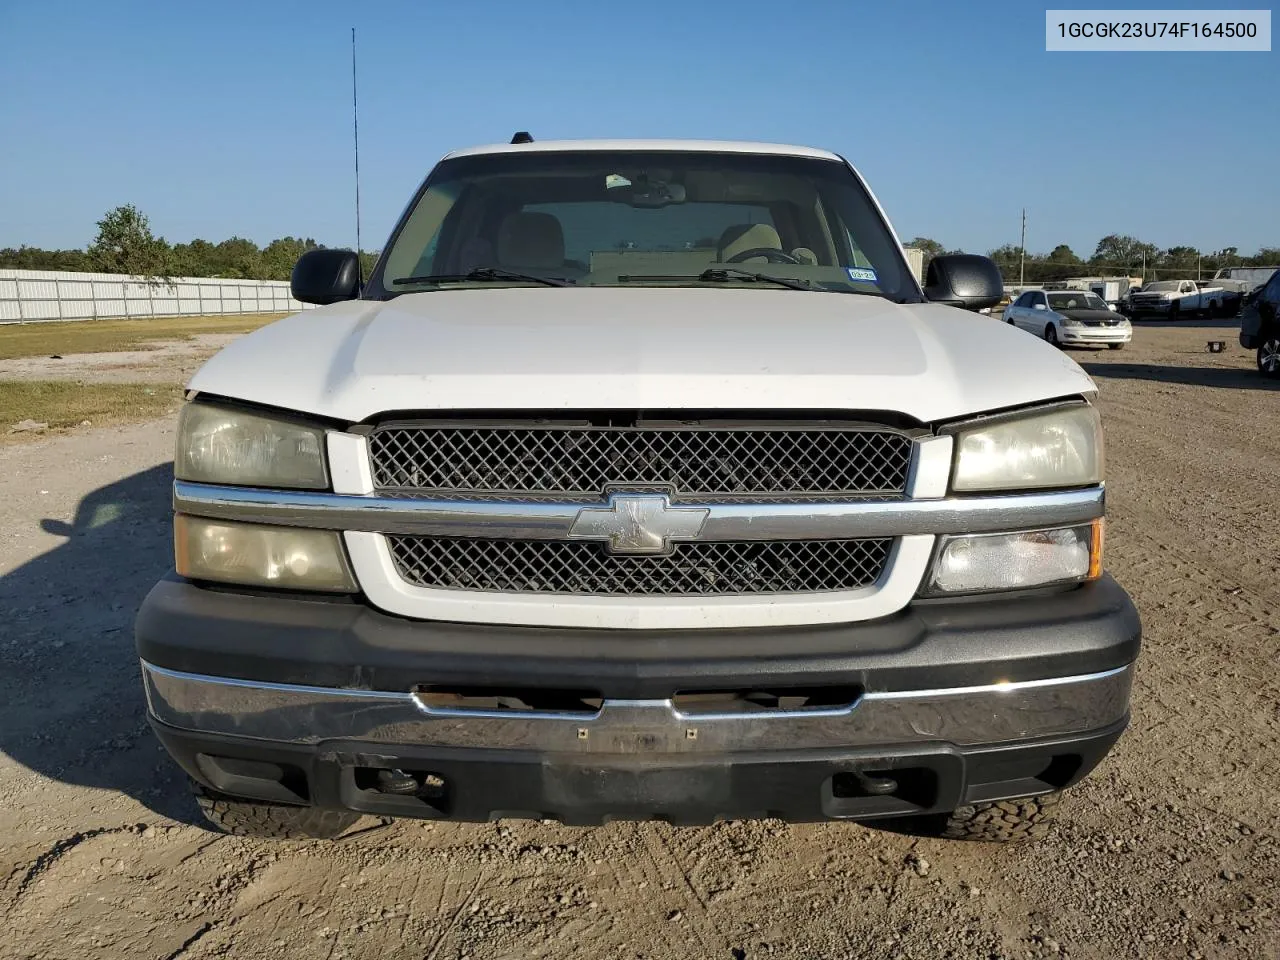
[0,269,316,324]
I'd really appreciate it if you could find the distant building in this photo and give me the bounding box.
[901,247,925,283]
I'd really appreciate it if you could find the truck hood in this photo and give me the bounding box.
[188,288,1096,424]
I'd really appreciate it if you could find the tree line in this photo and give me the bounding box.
[908,235,1280,284]
[0,205,378,283]
[2,206,1274,288]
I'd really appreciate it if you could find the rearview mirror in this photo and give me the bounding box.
[606,173,686,208]
[291,249,361,305]
[923,254,1004,311]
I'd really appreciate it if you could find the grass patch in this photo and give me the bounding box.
[1,380,183,439]
[0,313,284,361]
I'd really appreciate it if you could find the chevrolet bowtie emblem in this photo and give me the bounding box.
[568,494,709,555]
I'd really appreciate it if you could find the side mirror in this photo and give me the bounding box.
[1033,302,1047,310]
[291,249,361,305]
[923,254,1004,311]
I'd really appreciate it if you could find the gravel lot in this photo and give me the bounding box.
[0,320,1277,960]
[0,333,245,385]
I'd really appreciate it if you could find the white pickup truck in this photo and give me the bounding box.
[135,137,1140,844]
[1126,279,1226,318]
[1211,266,1280,314]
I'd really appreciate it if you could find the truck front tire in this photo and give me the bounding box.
[193,781,361,839]
[939,792,1062,841]
[878,792,1063,842]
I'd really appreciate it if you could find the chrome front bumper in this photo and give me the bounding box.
[141,660,1134,754]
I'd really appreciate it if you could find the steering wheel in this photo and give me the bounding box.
[725,248,802,264]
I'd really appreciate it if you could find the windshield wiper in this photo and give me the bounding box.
[701,267,904,299]
[392,267,573,288]
[697,267,812,291]
[832,287,897,300]
[613,268,811,291]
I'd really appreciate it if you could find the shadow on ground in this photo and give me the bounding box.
[1080,361,1276,391]
[0,463,201,824]
[1126,317,1242,330]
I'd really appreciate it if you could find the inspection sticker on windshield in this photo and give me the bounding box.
[846,267,878,283]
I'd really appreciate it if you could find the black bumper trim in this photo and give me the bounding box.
[136,574,1141,698]
[153,716,1127,826]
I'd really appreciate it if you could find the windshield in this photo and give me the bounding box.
[1048,292,1108,310]
[367,150,919,301]
[1233,267,1278,284]
[1143,281,1179,292]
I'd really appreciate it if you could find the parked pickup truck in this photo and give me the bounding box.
[136,137,1141,843]
[1127,279,1226,318]
[1211,266,1280,314]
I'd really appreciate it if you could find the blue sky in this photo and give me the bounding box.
[1,1,1275,257]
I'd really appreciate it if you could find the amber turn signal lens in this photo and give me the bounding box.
[1087,518,1105,580]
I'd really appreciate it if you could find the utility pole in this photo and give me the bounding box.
[1197,254,1201,281]
[1141,250,1146,282]
[1019,208,1026,286]
[352,27,362,270]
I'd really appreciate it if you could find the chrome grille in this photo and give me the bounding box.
[387,536,893,596]
[368,423,912,498]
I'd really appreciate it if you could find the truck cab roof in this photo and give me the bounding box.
[443,139,844,162]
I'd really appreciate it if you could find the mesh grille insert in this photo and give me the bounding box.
[368,424,912,498]
[387,536,893,596]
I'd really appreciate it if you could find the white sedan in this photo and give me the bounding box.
[1003,290,1132,349]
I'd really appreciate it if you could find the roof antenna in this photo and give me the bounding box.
[510,131,534,144]
[351,27,363,274]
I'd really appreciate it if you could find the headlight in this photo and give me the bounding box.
[175,515,356,591]
[176,403,328,489]
[927,522,1102,595]
[951,405,1103,492]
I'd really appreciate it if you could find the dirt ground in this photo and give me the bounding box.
[0,320,1276,960]
[0,333,244,385]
